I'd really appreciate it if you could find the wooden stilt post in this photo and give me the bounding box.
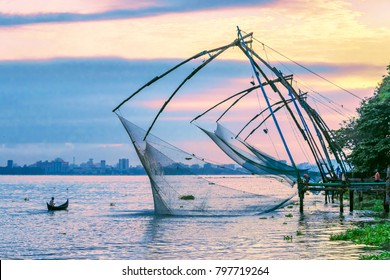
[325,190,328,204]
[298,181,305,213]
[349,189,354,212]
[385,165,390,213]
[340,174,346,213]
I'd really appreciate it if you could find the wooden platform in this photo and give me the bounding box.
[298,177,389,213]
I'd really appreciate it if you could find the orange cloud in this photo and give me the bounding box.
[1,0,388,67]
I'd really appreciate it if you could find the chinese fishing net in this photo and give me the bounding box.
[118,115,296,215]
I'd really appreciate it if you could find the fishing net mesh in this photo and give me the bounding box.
[119,115,296,215]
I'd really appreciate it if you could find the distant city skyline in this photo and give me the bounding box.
[2,157,137,169]
[0,156,254,176]
[1,156,145,175]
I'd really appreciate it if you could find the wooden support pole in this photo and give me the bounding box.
[340,174,346,213]
[349,190,354,212]
[299,191,304,213]
[325,190,329,204]
[298,181,305,213]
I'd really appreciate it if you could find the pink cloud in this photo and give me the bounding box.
[96,143,124,148]
[0,0,159,15]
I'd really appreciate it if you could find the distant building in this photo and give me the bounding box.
[87,158,94,168]
[7,160,13,168]
[118,158,129,170]
[34,158,69,174]
[100,160,106,169]
[53,158,69,173]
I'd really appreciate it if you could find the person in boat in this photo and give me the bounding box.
[49,197,55,207]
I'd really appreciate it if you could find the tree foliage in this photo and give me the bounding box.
[333,65,390,173]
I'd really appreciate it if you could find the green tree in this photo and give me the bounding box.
[333,65,390,174]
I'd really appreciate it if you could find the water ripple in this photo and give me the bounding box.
[0,175,386,259]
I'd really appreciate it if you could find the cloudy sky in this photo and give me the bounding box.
[1,0,389,166]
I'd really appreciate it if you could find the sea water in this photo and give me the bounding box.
[0,175,383,260]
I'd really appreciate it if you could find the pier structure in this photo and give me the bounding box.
[298,166,390,214]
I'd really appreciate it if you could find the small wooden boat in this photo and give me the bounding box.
[47,199,69,211]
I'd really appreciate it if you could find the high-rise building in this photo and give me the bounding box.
[35,158,69,174]
[87,158,94,167]
[118,158,129,170]
[7,160,13,168]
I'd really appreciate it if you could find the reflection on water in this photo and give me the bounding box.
[0,175,385,259]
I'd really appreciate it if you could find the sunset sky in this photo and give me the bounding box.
[1,0,389,166]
